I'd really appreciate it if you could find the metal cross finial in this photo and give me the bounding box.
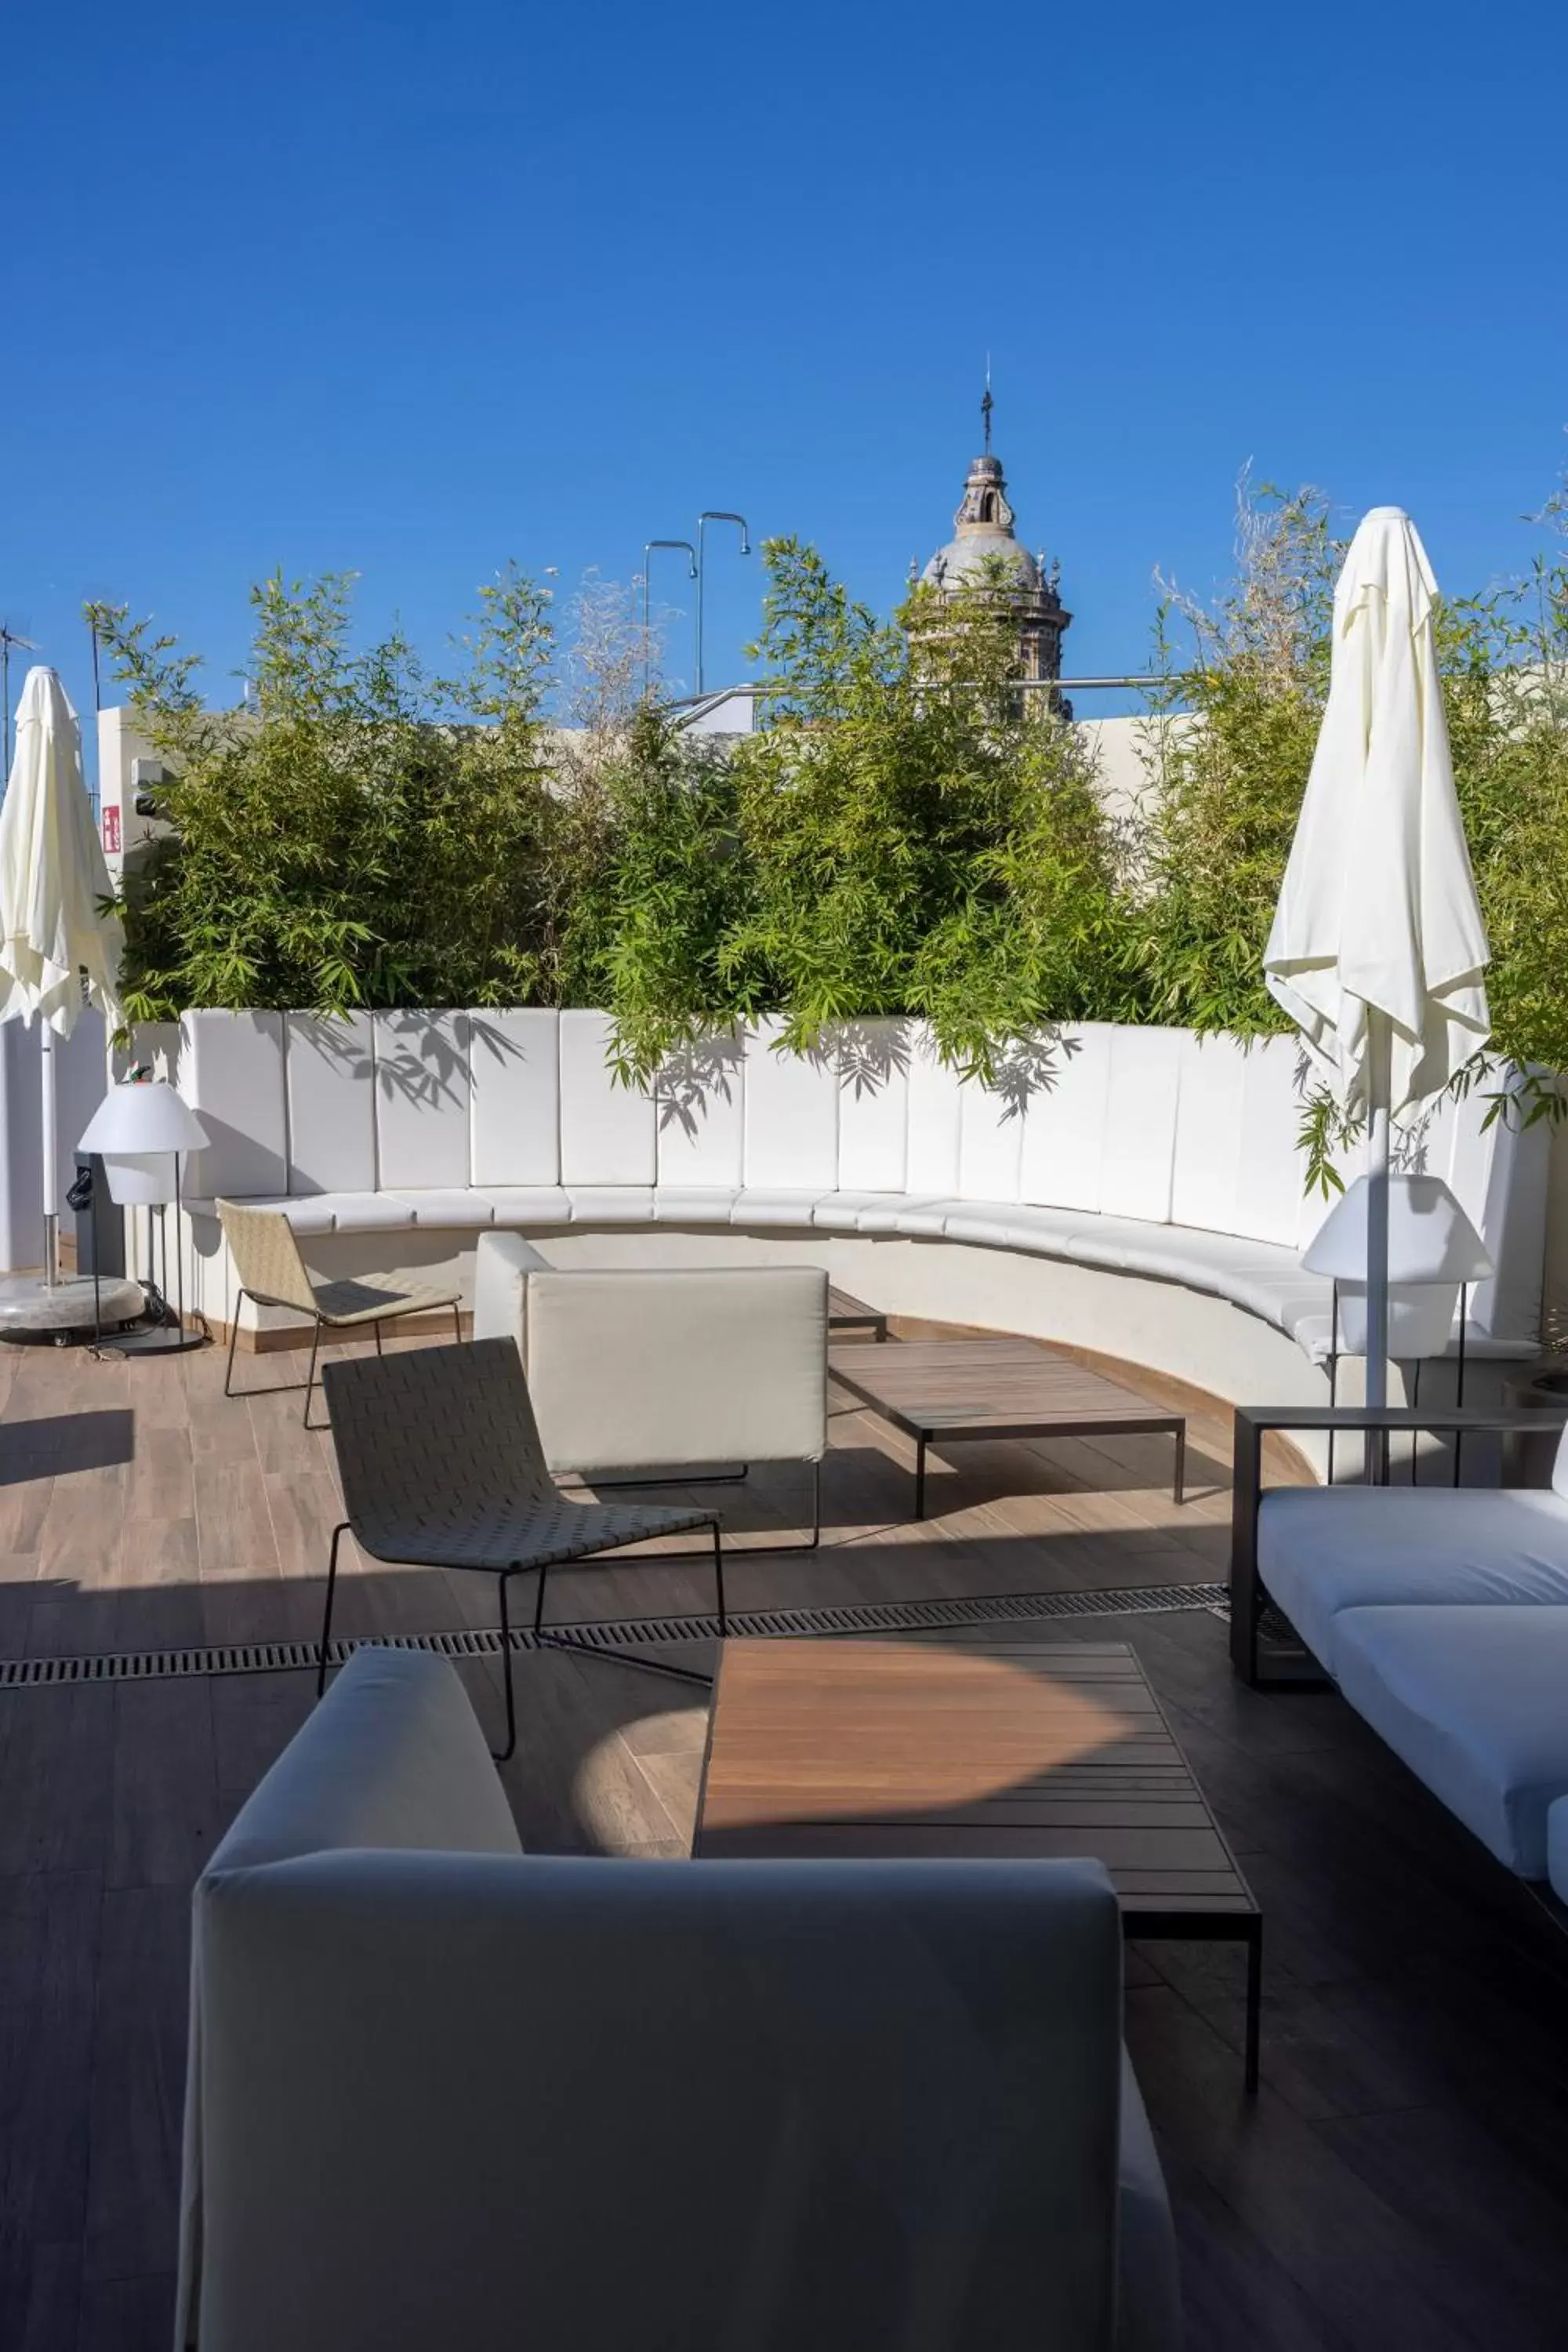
[982,358,993,455]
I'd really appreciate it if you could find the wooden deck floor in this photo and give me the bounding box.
[2,1330,1566,2348]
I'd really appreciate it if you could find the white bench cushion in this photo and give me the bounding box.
[835,1021,909,1192]
[180,1012,288,1200]
[469,1009,561,1187]
[742,1018,838,1189]
[373,1011,471,1192]
[655,1033,746,1188]
[956,1075,1024,1203]
[390,1189,495,1231]
[1101,1027,1181,1223]
[286,1013,377,1196]
[317,1192,419,1234]
[1333,1604,1568,1875]
[653,1187,741,1225]
[559,1010,656,1186]
[904,1029,964,1194]
[564,1185,655,1224]
[476,1188,575,1227]
[1020,1025,1112,1210]
[1258,1487,1568,1671]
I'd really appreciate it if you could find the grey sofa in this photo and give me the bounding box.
[178,1647,1181,2351]
[1233,1405,1568,1902]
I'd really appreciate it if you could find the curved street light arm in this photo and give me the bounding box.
[695,511,753,695]
[641,540,699,695]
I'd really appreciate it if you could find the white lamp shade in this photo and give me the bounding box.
[1301,1173,1492,1285]
[79,1080,209,1157]
[1331,1281,1462,1359]
[99,1151,178,1207]
[78,1081,209,1205]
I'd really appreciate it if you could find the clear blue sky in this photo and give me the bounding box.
[5,0,1566,761]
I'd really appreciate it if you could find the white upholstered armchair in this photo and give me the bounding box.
[178,1648,1181,2352]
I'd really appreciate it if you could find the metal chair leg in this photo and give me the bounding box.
[373,1319,383,1357]
[318,1522,348,1697]
[495,1570,518,1762]
[303,1315,326,1428]
[223,1290,248,1398]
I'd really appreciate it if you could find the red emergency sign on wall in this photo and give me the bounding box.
[103,805,121,855]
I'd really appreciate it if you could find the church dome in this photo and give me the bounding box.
[922,520,1041,591]
[920,450,1043,592]
[911,405,1073,699]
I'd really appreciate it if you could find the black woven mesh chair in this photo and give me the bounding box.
[318,1339,723,1760]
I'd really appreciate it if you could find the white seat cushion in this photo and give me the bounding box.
[475,1188,575,1227]
[194,1192,337,1239]
[811,1190,898,1232]
[310,1192,418,1235]
[562,1186,656,1224]
[856,1192,949,1235]
[731,1188,829,1229]
[942,1202,1086,1253]
[1333,1604,1568,1875]
[1258,1487,1568,1672]
[652,1187,740,1225]
[389,1189,495,1231]
[891,1196,960,1237]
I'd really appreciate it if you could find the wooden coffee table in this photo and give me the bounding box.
[829,1336,1186,1518]
[695,1634,1261,2089]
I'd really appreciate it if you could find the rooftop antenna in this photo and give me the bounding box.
[1,621,39,775]
[981,356,993,456]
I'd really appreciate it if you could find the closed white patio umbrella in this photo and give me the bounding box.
[0,665,125,1300]
[1264,506,1490,1407]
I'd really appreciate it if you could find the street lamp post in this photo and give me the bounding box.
[695,512,751,698]
[642,541,699,695]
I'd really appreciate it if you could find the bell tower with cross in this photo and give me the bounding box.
[917,376,1073,703]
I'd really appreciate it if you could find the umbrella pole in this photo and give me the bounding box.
[1365,1008,1392,1426]
[41,1025,59,1290]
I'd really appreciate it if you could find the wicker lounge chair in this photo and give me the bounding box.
[318,1338,724,1759]
[219,1198,463,1427]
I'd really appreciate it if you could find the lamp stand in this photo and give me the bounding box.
[96,1157,208,1357]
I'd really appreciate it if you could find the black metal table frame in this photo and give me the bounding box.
[1132,1907,1262,2093]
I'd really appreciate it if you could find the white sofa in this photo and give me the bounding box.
[473,1252,828,1507]
[1245,1418,1568,1887]
[168,1006,1548,1425]
[178,1646,1181,2352]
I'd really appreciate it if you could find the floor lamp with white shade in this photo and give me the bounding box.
[1302,1170,1493,1483]
[78,1080,210,1356]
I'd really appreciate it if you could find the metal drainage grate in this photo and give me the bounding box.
[0,1580,1229,1692]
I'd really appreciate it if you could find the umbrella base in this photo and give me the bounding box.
[0,1273,146,1344]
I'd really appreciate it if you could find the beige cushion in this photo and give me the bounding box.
[524,1265,828,1476]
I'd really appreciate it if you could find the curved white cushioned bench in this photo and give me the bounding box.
[172,1006,1548,1399]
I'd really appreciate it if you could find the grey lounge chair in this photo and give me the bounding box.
[219,1198,463,1427]
[318,1338,724,1759]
